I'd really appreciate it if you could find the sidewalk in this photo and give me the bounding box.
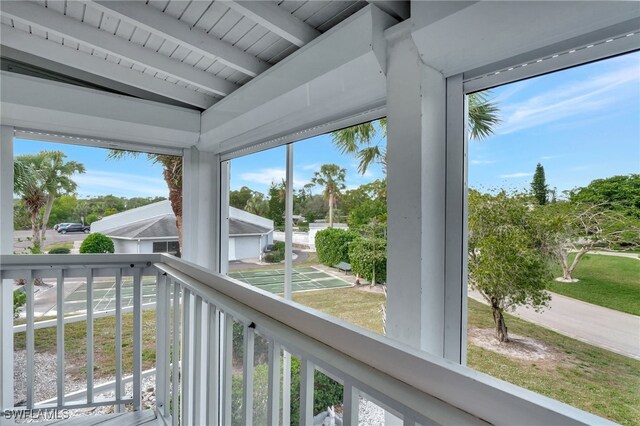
[469,290,640,359]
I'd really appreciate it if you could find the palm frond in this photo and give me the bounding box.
[468,91,501,140]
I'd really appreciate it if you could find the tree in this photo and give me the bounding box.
[230,186,257,210]
[531,163,548,205]
[468,190,553,342]
[545,202,640,281]
[47,195,78,226]
[14,154,49,251]
[108,151,181,251]
[569,174,640,218]
[37,151,86,241]
[244,192,268,216]
[267,181,285,226]
[310,164,346,227]
[332,92,500,175]
[79,233,114,254]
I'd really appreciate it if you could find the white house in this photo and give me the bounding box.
[91,201,273,260]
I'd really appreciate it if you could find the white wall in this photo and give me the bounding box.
[232,236,261,261]
[112,239,139,254]
[91,201,173,233]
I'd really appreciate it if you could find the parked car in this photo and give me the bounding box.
[57,223,90,234]
[53,223,71,231]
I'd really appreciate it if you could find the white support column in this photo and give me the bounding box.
[182,147,220,271]
[385,30,465,360]
[0,125,14,413]
[282,144,294,425]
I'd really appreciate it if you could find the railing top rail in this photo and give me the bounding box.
[157,255,613,426]
[0,254,162,270]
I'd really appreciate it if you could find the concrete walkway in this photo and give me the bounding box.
[469,290,640,359]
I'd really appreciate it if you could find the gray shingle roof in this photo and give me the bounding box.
[103,214,270,239]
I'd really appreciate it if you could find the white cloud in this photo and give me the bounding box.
[495,63,639,135]
[240,168,306,187]
[499,172,533,178]
[470,159,497,165]
[539,155,560,160]
[300,163,321,171]
[74,170,167,197]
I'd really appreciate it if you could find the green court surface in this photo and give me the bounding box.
[63,277,157,313]
[228,267,350,293]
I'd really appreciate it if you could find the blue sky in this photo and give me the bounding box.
[13,52,639,198]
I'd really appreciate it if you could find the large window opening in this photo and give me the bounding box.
[465,52,640,424]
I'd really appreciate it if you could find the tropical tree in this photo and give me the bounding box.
[332,92,501,175]
[468,190,553,342]
[531,163,548,205]
[14,155,47,251]
[244,192,269,217]
[310,164,346,227]
[543,201,640,281]
[38,151,86,240]
[569,174,640,218]
[108,151,182,252]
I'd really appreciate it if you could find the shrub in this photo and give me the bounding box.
[290,357,343,425]
[232,364,269,425]
[315,228,358,266]
[349,237,387,283]
[13,289,26,318]
[48,247,71,254]
[264,241,285,263]
[79,233,114,254]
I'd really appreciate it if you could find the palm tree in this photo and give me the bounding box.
[14,151,85,250]
[14,154,48,251]
[107,150,183,254]
[310,164,346,227]
[39,151,86,241]
[332,92,500,175]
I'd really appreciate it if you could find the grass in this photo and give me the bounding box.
[293,287,640,425]
[548,254,640,315]
[43,241,74,251]
[14,311,157,381]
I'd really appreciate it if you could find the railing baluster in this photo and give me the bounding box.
[342,382,359,426]
[132,268,142,411]
[171,281,181,426]
[181,288,192,425]
[155,272,170,418]
[25,270,34,409]
[242,324,255,426]
[56,269,65,407]
[86,270,94,405]
[206,303,220,426]
[300,358,314,425]
[222,313,233,426]
[163,275,171,419]
[193,295,203,425]
[115,269,123,412]
[266,340,281,426]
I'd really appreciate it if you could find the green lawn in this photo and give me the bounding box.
[548,254,640,315]
[294,288,640,425]
[43,241,74,251]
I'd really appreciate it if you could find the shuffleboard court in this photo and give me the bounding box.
[228,267,350,294]
[63,277,157,313]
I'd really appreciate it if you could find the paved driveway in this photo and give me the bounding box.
[14,229,87,253]
[469,290,640,359]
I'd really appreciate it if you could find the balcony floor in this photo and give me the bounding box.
[35,410,157,426]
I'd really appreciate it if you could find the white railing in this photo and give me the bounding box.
[1,254,614,425]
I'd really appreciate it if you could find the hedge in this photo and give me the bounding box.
[315,228,358,266]
[349,237,387,283]
[48,247,70,254]
[290,356,343,425]
[79,233,114,254]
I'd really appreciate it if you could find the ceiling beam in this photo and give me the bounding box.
[0,25,216,109]
[223,1,320,47]
[88,1,269,78]
[0,1,238,97]
[367,1,410,21]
